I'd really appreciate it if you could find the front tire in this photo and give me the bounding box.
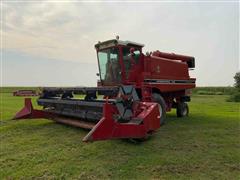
[176,102,189,117]
[152,93,166,125]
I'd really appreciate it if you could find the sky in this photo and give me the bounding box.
[1,1,239,87]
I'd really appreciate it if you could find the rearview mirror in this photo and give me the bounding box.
[96,73,100,76]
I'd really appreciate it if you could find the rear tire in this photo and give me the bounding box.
[152,93,166,125]
[176,102,189,117]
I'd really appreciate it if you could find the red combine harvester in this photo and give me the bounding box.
[13,90,38,96]
[14,37,196,142]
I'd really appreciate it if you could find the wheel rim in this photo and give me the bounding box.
[158,104,163,118]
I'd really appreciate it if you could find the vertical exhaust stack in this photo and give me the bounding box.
[13,86,161,142]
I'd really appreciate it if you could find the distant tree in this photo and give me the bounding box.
[234,72,240,88]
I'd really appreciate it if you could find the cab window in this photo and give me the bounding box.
[98,48,121,83]
[122,47,141,78]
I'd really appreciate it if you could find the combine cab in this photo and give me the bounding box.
[14,37,196,142]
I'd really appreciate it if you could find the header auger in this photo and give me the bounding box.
[14,37,196,142]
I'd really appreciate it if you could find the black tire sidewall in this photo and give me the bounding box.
[152,93,166,125]
[177,102,189,117]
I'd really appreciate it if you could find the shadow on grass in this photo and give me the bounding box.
[2,109,238,147]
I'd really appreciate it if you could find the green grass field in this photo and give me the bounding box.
[0,91,239,179]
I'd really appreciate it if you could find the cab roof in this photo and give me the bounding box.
[95,39,144,49]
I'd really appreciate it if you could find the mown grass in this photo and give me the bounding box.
[0,91,240,179]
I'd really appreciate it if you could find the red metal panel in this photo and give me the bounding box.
[13,98,52,119]
[144,56,189,80]
[146,83,195,93]
[83,101,160,142]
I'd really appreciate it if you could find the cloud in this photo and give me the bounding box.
[2,2,239,86]
[2,2,187,63]
[2,2,118,63]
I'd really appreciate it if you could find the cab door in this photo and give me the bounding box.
[97,47,122,85]
[122,47,141,82]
